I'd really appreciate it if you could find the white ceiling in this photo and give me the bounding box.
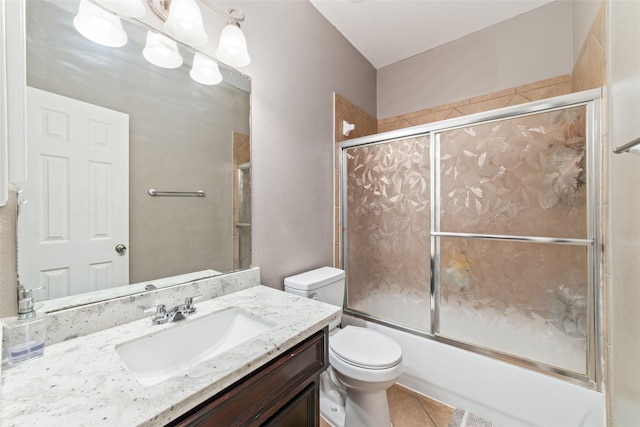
[309,0,555,69]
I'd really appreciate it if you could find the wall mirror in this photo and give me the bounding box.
[16,0,251,308]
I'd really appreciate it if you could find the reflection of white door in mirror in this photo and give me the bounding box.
[19,87,129,299]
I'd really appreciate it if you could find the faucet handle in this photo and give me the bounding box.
[184,295,201,304]
[144,303,168,324]
[182,296,201,314]
[144,303,166,314]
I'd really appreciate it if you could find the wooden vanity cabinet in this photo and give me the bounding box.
[168,328,328,427]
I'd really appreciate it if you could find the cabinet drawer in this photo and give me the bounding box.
[170,328,328,427]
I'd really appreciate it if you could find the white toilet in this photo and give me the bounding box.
[284,267,403,427]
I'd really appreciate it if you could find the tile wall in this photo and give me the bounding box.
[377,74,572,133]
[333,93,378,267]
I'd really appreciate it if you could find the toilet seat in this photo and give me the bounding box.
[330,326,402,369]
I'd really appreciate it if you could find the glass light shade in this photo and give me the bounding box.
[190,53,223,85]
[163,0,207,46]
[143,31,183,68]
[73,0,128,48]
[94,0,145,18]
[215,24,250,67]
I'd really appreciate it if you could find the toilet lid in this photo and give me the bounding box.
[330,326,402,369]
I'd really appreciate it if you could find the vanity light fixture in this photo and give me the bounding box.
[73,0,129,47]
[73,0,250,86]
[149,0,251,67]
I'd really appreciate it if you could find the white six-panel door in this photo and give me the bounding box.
[19,87,129,299]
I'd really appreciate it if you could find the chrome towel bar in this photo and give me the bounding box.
[148,188,205,197]
[613,136,640,154]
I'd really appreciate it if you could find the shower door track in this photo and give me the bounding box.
[340,89,603,390]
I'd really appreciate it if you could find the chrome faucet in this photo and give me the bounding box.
[146,296,200,324]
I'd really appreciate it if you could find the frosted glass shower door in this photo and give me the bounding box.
[434,105,594,376]
[344,136,431,330]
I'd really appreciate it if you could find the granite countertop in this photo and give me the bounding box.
[0,285,341,426]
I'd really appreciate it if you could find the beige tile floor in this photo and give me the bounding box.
[320,383,454,427]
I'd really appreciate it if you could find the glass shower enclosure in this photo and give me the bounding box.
[341,90,601,388]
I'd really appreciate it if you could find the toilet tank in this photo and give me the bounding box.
[284,267,345,307]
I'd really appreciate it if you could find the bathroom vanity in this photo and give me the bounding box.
[170,329,326,426]
[0,280,341,426]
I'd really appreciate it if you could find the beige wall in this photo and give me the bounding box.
[377,2,606,132]
[377,0,574,119]
[0,193,17,317]
[607,1,640,424]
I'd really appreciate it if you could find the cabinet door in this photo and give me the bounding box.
[263,383,319,427]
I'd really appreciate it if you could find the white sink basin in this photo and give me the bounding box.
[116,307,274,386]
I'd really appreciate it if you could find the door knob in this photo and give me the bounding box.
[115,244,127,254]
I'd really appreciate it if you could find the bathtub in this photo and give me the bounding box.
[342,314,605,427]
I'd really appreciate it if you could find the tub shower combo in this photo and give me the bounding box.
[340,90,602,395]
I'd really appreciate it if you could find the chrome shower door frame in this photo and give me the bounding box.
[340,89,603,390]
